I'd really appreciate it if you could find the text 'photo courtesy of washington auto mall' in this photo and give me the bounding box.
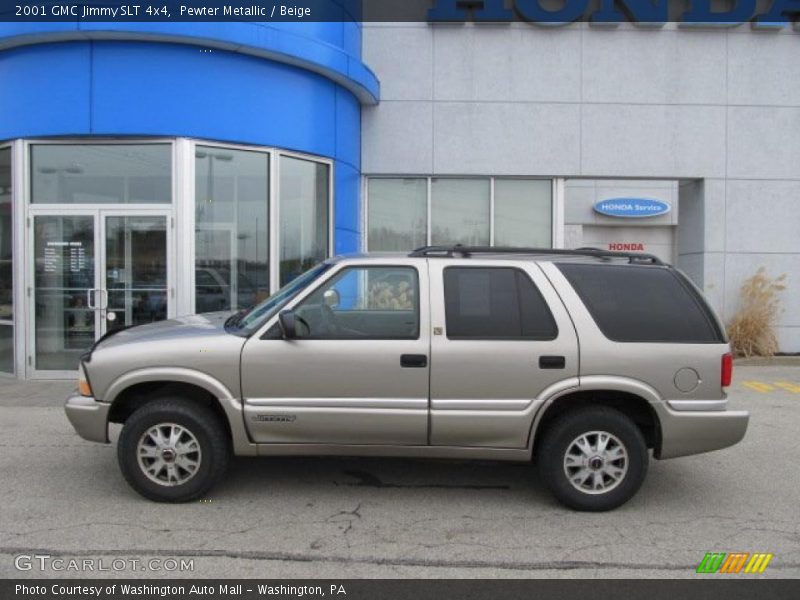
[1,0,800,598]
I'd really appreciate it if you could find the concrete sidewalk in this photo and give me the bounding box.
[0,378,75,407]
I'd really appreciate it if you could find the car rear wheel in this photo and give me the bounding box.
[117,398,230,502]
[538,406,648,511]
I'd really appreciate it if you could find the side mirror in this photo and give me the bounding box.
[323,289,340,308]
[278,310,297,339]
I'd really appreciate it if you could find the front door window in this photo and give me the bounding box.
[293,266,420,339]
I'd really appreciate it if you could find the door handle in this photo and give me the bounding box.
[539,355,566,369]
[400,354,428,368]
[86,289,107,310]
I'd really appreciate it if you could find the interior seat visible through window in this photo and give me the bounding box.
[293,266,420,340]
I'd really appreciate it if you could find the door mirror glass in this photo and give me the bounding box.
[278,310,297,339]
[322,289,340,308]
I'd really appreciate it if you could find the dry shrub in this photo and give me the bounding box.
[727,268,786,357]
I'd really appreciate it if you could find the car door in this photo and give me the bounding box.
[240,260,430,445]
[428,260,579,448]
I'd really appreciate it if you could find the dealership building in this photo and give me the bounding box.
[0,16,798,378]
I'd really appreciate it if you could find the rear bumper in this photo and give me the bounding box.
[64,393,110,443]
[655,403,749,459]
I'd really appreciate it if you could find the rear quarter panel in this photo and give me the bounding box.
[539,262,728,403]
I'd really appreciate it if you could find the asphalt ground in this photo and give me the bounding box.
[0,365,798,578]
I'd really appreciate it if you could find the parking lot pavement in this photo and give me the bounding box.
[1,365,799,579]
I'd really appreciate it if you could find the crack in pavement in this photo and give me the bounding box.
[3,547,800,573]
[325,503,362,548]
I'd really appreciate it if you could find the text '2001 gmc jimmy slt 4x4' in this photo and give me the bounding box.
[65,246,749,511]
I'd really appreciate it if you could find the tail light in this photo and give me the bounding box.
[721,353,733,388]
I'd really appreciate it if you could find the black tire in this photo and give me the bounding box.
[538,406,648,512]
[117,398,230,502]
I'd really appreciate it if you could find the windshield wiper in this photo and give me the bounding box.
[224,310,247,329]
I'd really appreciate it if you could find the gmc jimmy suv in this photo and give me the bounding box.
[65,246,748,511]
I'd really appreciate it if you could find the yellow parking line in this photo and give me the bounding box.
[741,381,775,393]
[775,382,800,394]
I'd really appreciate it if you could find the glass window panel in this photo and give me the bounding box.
[195,147,270,313]
[494,179,552,247]
[33,215,95,371]
[443,267,557,340]
[105,216,168,333]
[368,178,427,251]
[31,144,171,204]
[279,156,329,286]
[557,264,722,343]
[431,179,490,246]
[0,147,12,327]
[444,268,520,338]
[0,325,12,374]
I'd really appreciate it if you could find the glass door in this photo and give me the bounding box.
[103,214,169,335]
[29,209,171,377]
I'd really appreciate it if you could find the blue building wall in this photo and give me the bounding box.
[0,21,379,254]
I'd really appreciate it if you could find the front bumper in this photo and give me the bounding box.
[655,402,749,459]
[65,393,110,443]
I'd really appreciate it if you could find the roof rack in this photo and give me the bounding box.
[408,245,665,266]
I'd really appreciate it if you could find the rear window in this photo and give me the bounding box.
[557,264,724,343]
[444,267,558,340]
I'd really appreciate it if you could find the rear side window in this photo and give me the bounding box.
[444,267,558,340]
[557,264,724,343]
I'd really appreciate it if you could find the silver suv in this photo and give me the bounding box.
[65,246,748,511]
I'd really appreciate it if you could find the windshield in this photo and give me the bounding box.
[226,263,331,335]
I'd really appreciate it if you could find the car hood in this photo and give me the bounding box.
[85,311,248,401]
[95,311,235,350]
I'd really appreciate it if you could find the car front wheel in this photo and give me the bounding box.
[117,398,230,502]
[538,406,648,511]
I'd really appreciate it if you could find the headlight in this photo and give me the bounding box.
[78,363,93,397]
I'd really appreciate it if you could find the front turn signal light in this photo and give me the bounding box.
[78,365,93,397]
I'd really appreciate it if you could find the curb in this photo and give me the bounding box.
[734,355,800,367]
